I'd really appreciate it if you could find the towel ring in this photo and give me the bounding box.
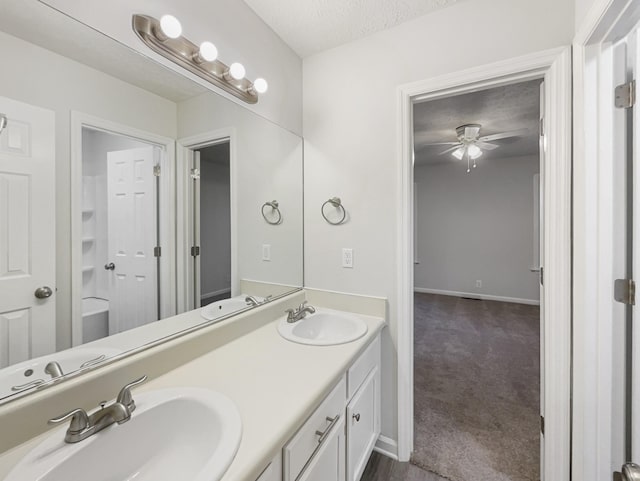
[262,200,282,225]
[321,197,347,225]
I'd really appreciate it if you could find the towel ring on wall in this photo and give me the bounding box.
[321,197,347,225]
[262,200,282,225]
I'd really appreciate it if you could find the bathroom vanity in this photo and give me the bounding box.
[0,290,386,481]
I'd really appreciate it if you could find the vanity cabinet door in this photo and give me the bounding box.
[255,452,282,481]
[346,367,380,481]
[297,416,346,481]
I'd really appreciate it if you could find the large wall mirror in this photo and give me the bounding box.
[0,0,303,404]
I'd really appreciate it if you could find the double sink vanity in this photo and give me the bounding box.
[0,290,386,481]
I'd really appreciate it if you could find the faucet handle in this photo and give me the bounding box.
[298,300,308,310]
[116,375,147,412]
[48,408,89,433]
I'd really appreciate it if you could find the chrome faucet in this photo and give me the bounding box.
[44,361,64,379]
[285,301,316,323]
[245,295,261,307]
[48,375,147,443]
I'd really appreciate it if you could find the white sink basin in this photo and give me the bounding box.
[5,388,242,481]
[200,294,264,321]
[0,346,122,397]
[277,308,368,346]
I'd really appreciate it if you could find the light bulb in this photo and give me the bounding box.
[198,41,218,62]
[159,15,182,39]
[468,144,483,159]
[229,62,246,80]
[452,147,465,160]
[253,78,268,94]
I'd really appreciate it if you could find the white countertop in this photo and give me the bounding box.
[0,308,385,481]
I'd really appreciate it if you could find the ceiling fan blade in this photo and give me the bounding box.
[418,141,460,146]
[475,141,499,150]
[479,128,528,142]
[438,145,462,155]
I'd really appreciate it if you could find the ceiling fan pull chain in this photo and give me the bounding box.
[467,152,471,173]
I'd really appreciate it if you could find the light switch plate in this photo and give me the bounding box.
[262,244,271,261]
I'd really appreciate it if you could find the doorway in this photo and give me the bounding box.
[411,80,542,481]
[177,129,237,313]
[70,112,176,347]
[396,48,572,481]
[80,127,162,341]
[193,140,232,308]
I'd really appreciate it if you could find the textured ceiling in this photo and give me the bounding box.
[0,0,206,102]
[242,0,461,57]
[413,79,542,166]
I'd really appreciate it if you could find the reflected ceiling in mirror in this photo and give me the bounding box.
[0,0,303,404]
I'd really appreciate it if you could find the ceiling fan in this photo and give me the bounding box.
[423,123,528,173]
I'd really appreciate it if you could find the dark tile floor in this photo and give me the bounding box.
[361,452,448,481]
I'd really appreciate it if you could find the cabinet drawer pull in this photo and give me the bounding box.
[353,413,361,422]
[315,414,340,444]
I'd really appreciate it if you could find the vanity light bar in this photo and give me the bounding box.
[132,14,266,104]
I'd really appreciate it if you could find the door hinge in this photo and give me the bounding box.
[539,118,544,136]
[191,245,200,257]
[615,80,636,109]
[540,415,545,435]
[540,266,544,286]
[190,168,200,180]
[154,246,161,257]
[153,164,161,177]
[614,279,636,305]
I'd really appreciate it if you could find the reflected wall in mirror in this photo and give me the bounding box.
[0,0,303,403]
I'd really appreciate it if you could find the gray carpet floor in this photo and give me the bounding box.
[412,293,540,481]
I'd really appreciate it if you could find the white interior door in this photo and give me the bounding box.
[538,80,546,476]
[0,96,55,368]
[620,21,640,480]
[630,21,640,475]
[106,146,158,334]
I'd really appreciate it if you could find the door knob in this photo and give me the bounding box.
[621,463,640,481]
[104,263,115,271]
[34,286,53,299]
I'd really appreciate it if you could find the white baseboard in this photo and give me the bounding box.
[414,287,540,306]
[201,288,231,301]
[373,435,398,460]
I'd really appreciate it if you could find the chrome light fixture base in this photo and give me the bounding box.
[132,14,259,104]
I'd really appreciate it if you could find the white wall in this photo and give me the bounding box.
[574,0,598,33]
[178,92,304,293]
[42,0,303,135]
[414,155,540,303]
[199,143,232,299]
[0,31,177,352]
[303,0,573,445]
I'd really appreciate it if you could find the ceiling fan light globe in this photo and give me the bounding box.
[467,144,482,159]
[452,147,465,160]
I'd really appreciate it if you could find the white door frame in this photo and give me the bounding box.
[176,128,237,313]
[396,47,572,481]
[573,1,640,480]
[70,112,176,346]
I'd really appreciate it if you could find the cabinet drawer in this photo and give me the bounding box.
[297,415,345,481]
[347,336,380,398]
[284,376,346,481]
